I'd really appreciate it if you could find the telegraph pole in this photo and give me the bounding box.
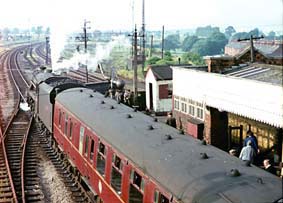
[83,20,91,83]
[141,0,146,73]
[150,35,153,57]
[238,35,264,63]
[133,27,138,105]
[161,25,164,59]
[45,36,49,65]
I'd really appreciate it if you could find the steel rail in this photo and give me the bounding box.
[20,117,33,203]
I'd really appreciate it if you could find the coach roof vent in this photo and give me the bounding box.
[148,125,154,130]
[110,105,115,109]
[165,134,173,140]
[201,139,207,145]
[153,118,158,122]
[200,152,209,159]
[89,94,93,98]
[229,169,241,177]
[101,100,105,104]
[127,114,132,118]
[80,89,83,92]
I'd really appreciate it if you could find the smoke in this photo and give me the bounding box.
[50,30,131,73]
[49,19,80,72]
[87,35,131,71]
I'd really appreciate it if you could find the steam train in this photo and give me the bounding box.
[28,69,283,203]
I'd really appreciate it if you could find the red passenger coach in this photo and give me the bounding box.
[53,89,174,203]
[50,87,282,203]
[53,103,124,202]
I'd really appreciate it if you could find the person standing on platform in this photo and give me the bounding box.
[239,140,256,164]
[166,112,176,128]
[244,131,259,153]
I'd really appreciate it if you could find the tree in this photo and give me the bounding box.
[190,32,228,56]
[182,52,205,65]
[146,56,161,65]
[268,31,276,38]
[146,51,175,65]
[195,25,220,37]
[164,51,173,61]
[2,27,10,38]
[35,26,43,39]
[181,35,199,51]
[164,34,180,50]
[230,32,249,41]
[12,28,19,35]
[45,27,50,36]
[248,28,260,37]
[224,26,236,39]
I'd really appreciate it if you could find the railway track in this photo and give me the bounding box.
[1,43,98,202]
[68,69,105,83]
[4,109,32,202]
[38,127,93,203]
[0,43,41,202]
[0,130,17,202]
[34,43,51,64]
[22,124,44,202]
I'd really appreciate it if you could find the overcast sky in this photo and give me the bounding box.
[0,0,282,32]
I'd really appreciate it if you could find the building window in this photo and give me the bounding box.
[97,142,106,176]
[181,102,187,113]
[168,83,172,98]
[159,84,168,99]
[188,105,195,116]
[197,108,204,119]
[174,99,179,110]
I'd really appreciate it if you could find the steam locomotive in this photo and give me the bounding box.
[29,69,283,203]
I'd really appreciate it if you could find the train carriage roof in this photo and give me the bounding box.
[56,87,282,203]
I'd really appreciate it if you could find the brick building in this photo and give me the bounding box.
[172,43,283,166]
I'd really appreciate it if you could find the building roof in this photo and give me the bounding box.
[223,63,283,86]
[149,65,173,81]
[226,41,283,58]
[56,87,282,203]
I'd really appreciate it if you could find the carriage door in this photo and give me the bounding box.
[79,126,85,154]
[228,125,243,150]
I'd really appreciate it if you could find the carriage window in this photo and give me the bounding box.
[79,126,85,154]
[64,114,68,135]
[90,139,95,161]
[69,121,73,139]
[58,110,62,127]
[154,190,169,203]
[129,170,143,203]
[111,154,123,194]
[130,170,142,188]
[84,135,89,156]
[97,142,106,177]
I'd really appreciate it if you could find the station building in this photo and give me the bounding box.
[172,42,283,166]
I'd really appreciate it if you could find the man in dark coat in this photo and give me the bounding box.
[263,159,277,175]
[166,112,176,128]
[244,131,259,153]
